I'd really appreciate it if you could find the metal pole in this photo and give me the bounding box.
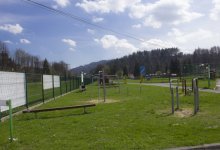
[7,100,13,142]
[98,73,100,100]
[42,74,45,102]
[103,70,106,102]
[140,84,142,94]
[182,80,184,93]
[60,76,62,95]
[65,75,67,93]
[193,79,197,114]
[117,76,120,94]
[184,80,187,96]
[208,64,211,88]
[176,86,179,109]
[25,72,28,108]
[196,79,199,111]
[171,88,174,114]
[52,75,55,99]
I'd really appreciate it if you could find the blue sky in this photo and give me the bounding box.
[0,0,220,68]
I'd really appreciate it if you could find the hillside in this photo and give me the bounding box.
[71,60,108,75]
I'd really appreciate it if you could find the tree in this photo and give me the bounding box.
[133,62,140,77]
[0,41,10,69]
[170,58,180,75]
[123,66,128,76]
[43,59,50,74]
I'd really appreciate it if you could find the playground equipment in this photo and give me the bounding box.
[93,71,120,102]
[0,99,14,142]
[193,78,200,114]
[170,78,200,115]
[170,79,179,114]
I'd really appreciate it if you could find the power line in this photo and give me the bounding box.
[22,0,144,41]
[22,0,170,48]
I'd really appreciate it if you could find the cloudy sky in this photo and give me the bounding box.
[0,0,220,68]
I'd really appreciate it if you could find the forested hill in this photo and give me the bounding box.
[71,60,108,75]
[89,46,220,77]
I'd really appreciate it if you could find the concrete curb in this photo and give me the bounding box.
[167,143,220,150]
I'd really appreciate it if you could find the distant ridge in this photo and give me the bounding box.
[70,60,108,75]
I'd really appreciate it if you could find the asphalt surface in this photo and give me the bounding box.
[128,82,220,94]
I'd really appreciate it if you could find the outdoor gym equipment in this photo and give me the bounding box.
[182,79,187,95]
[93,71,120,102]
[170,78,200,115]
[170,79,179,114]
[193,78,199,114]
[0,99,14,142]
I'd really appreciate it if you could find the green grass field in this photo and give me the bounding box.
[1,83,220,149]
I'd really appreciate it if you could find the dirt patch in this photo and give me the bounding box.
[174,108,193,118]
[88,99,119,104]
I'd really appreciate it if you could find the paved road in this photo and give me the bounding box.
[128,82,220,94]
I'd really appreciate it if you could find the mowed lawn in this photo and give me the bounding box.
[1,84,220,149]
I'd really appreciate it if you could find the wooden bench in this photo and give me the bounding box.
[22,104,96,115]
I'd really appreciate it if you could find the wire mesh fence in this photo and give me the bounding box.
[0,71,92,119]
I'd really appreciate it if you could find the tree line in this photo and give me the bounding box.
[91,46,220,78]
[0,41,70,76]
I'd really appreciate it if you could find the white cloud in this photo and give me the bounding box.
[76,0,202,28]
[0,24,23,34]
[53,0,70,8]
[87,29,95,34]
[167,28,217,52]
[210,0,220,20]
[3,40,13,44]
[92,16,104,23]
[69,47,75,51]
[62,38,76,47]
[140,39,176,50]
[143,15,162,29]
[168,28,213,44]
[76,0,140,14]
[129,0,203,28]
[20,39,31,44]
[95,35,138,53]
[132,24,142,29]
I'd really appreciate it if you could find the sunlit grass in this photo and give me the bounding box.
[1,83,220,149]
